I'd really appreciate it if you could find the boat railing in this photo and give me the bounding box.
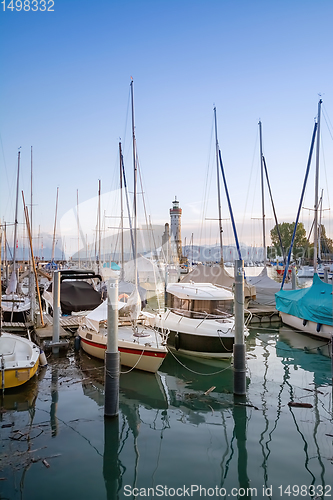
[170,307,233,323]
[244,309,253,326]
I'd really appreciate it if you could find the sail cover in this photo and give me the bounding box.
[275,273,332,325]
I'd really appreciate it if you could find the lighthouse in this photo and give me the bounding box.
[170,196,183,262]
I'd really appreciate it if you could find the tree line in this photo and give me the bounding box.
[267,222,333,261]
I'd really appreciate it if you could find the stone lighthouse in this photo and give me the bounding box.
[170,196,183,262]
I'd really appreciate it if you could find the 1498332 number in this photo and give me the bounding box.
[1,0,54,11]
[278,485,331,497]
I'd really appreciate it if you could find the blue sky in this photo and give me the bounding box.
[1,0,333,256]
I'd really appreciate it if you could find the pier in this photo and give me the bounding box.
[247,304,281,324]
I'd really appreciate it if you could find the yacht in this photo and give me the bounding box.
[154,282,247,359]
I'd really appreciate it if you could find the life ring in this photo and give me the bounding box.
[119,293,129,303]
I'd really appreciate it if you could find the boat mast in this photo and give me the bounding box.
[313,98,322,274]
[30,146,33,250]
[51,187,59,262]
[30,146,35,319]
[259,121,266,266]
[77,189,80,268]
[98,179,101,274]
[4,222,8,287]
[119,142,124,280]
[0,230,2,336]
[130,78,137,288]
[318,189,323,263]
[214,107,224,266]
[12,150,21,282]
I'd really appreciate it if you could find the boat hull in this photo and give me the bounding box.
[166,329,234,359]
[155,310,236,359]
[79,328,167,373]
[279,312,333,340]
[0,332,40,389]
[1,362,39,389]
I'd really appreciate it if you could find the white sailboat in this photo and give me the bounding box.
[79,79,167,373]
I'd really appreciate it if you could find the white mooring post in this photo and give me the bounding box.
[104,277,119,418]
[52,270,60,354]
[324,267,328,283]
[292,267,297,289]
[233,259,246,396]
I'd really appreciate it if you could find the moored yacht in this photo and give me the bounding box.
[154,281,246,359]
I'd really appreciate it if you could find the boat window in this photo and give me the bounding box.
[192,299,233,317]
[167,293,233,318]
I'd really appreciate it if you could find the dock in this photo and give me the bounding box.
[33,313,82,342]
[2,321,33,333]
[247,304,281,324]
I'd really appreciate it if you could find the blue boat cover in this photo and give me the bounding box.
[275,273,332,326]
[103,262,121,270]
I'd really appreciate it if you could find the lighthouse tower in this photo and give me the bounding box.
[170,196,182,262]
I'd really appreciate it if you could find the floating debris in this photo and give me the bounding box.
[203,386,216,395]
[288,402,313,408]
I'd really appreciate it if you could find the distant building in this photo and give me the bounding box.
[170,197,183,262]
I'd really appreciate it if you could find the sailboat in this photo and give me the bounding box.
[275,99,333,339]
[0,177,40,390]
[1,151,31,322]
[78,79,167,373]
[180,108,256,307]
[247,120,292,305]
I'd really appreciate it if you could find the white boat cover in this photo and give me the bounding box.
[166,281,233,301]
[84,300,126,333]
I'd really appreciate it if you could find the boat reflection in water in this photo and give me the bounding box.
[277,325,331,386]
[79,350,254,499]
[79,352,169,499]
[79,333,332,500]
[275,326,332,491]
[1,322,331,500]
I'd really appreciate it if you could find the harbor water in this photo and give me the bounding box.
[0,324,332,499]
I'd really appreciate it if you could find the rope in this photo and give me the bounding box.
[216,328,233,352]
[120,347,146,374]
[166,345,232,376]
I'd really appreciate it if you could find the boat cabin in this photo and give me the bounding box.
[166,282,234,319]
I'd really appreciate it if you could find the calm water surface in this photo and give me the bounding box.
[0,325,332,499]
